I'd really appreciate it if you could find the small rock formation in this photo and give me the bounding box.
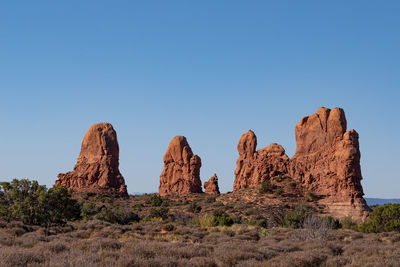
[55,123,127,196]
[159,136,202,196]
[233,130,289,191]
[233,107,370,220]
[290,107,369,219]
[204,174,220,194]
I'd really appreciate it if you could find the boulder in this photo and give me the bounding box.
[55,123,127,196]
[159,136,202,196]
[204,174,220,194]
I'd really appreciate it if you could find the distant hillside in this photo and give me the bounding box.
[365,198,400,206]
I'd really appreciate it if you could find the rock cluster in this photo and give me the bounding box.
[233,130,289,191]
[233,107,369,219]
[159,136,203,196]
[55,123,127,196]
[204,174,220,195]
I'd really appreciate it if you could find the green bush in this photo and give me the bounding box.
[81,202,99,220]
[94,206,140,224]
[244,218,268,228]
[341,216,358,231]
[358,204,400,233]
[0,179,80,226]
[259,180,276,194]
[151,195,163,207]
[280,205,311,228]
[148,207,169,220]
[198,210,234,227]
[321,216,341,229]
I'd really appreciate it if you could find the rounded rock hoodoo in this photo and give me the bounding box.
[55,122,127,196]
[204,174,220,195]
[159,136,202,196]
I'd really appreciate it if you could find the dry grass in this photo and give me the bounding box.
[1,219,400,266]
[0,190,397,266]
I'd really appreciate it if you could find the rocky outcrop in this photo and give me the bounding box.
[233,130,289,191]
[159,136,202,196]
[289,107,369,219]
[55,123,127,196]
[233,107,370,220]
[204,174,220,195]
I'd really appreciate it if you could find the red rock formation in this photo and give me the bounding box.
[204,174,220,194]
[55,123,127,196]
[159,136,202,196]
[290,107,369,219]
[233,130,289,191]
[233,107,370,220]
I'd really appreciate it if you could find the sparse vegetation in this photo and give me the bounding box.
[0,179,80,226]
[358,204,400,233]
[341,216,358,231]
[274,187,284,196]
[2,178,400,266]
[259,180,276,194]
[281,205,311,228]
[305,190,317,201]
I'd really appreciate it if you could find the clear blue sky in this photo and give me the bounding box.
[1,1,399,197]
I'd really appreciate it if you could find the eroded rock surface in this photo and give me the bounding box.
[159,136,202,196]
[233,107,370,220]
[233,130,289,191]
[204,174,220,195]
[289,107,369,219]
[55,123,127,196]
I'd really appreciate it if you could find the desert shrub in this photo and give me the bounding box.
[162,224,175,232]
[244,218,268,228]
[187,201,202,213]
[148,207,169,220]
[274,187,284,197]
[305,190,317,201]
[358,204,400,233]
[321,216,341,229]
[198,210,234,227]
[81,202,100,220]
[281,205,311,228]
[341,216,358,231]
[151,194,163,207]
[206,197,216,203]
[83,192,96,200]
[259,180,276,194]
[300,215,332,240]
[95,206,140,224]
[0,179,80,226]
